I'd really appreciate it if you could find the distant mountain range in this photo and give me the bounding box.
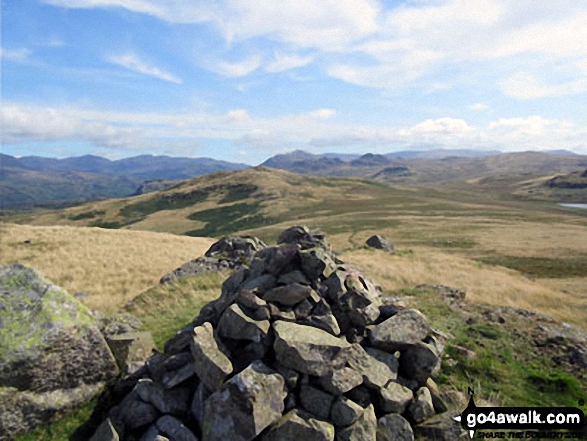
[0,154,248,208]
[1,149,585,209]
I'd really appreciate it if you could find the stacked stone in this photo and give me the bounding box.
[92,226,453,441]
[160,236,266,284]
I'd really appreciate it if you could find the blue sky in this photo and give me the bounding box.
[1,0,586,164]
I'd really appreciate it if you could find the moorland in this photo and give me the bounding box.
[1,150,586,439]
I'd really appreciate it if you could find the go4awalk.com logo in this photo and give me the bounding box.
[453,391,586,439]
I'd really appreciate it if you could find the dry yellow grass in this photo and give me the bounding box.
[0,223,214,313]
[343,248,586,328]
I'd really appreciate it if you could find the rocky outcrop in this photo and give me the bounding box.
[365,235,395,253]
[160,236,267,284]
[90,227,464,441]
[0,264,119,440]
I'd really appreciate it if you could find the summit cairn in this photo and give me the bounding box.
[91,226,462,441]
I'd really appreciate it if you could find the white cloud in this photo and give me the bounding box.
[469,103,489,111]
[0,47,32,62]
[3,103,586,156]
[107,53,182,83]
[265,52,315,73]
[499,72,587,99]
[209,55,262,77]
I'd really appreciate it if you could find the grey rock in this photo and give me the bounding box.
[236,289,267,310]
[408,387,435,423]
[336,404,376,441]
[241,274,277,294]
[331,397,364,427]
[300,247,336,280]
[217,304,270,342]
[96,313,143,338]
[277,225,329,250]
[278,270,310,286]
[190,322,233,391]
[116,394,160,431]
[251,245,299,277]
[317,367,363,395]
[346,385,373,408]
[378,381,413,414]
[273,321,352,376]
[190,382,211,428]
[268,303,297,321]
[299,385,335,419]
[0,264,118,438]
[305,312,341,336]
[90,418,120,441]
[346,345,396,389]
[294,299,314,319]
[202,361,286,441]
[106,331,155,374]
[274,363,300,389]
[377,414,414,441]
[134,379,190,415]
[399,342,439,384]
[414,411,469,440]
[260,409,335,441]
[156,415,198,441]
[264,283,317,306]
[368,309,430,351]
[365,235,395,253]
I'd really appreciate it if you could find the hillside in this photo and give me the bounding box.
[6,166,587,327]
[0,223,214,312]
[0,153,248,208]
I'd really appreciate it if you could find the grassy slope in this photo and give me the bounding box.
[5,166,587,438]
[0,223,214,313]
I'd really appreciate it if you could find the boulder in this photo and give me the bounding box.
[368,309,431,351]
[217,304,270,343]
[190,322,232,391]
[377,414,414,441]
[202,361,287,441]
[273,321,352,376]
[365,235,395,253]
[408,387,436,423]
[0,264,118,438]
[260,409,335,441]
[330,397,364,428]
[378,381,413,414]
[336,404,376,441]
[106,332,156,374]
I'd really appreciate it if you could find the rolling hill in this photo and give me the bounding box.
[0,153,249,208]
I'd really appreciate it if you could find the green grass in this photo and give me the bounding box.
[119,188,209,218]
[390,286,587,409]
[125,272,227,348]
[478,255,587,278]
[68,210,105,220]
[218,184,258,203]
[186,202,275,237]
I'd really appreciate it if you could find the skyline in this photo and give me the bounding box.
[1,0,587,165]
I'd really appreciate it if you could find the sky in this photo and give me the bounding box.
[1,0,587,165]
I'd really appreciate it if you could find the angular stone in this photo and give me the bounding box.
[331,397,364,427]
[408,387,435,423]
[336,404,376,441]
[273,321,352,376]
[90,418,119,441]
[378,382,413,414]
[264,283,317,306]
[300,247,336,280]
[368,309,430,351]
[305,313,341,336]
[278,270,310,286]
[241,274,277,294]
[155,415,198,441]
[162,360,196,390]
[250,245,299,277]
[217,304,270,342]
[117,395,159,431]
[190,381,211,429]
[324,270,347,302]
[365,235,395,253]
[399,342,439,383]
[317,367,363,395]
[260,409,335,441]
[190,322,232,391]
[346,345,396,389]
[346,385,373,408]
[236,289,267,310]
[106,332,155,374]
[202,361,286,441]
[294,299,314,319]
[299,385,335,419]
[268,303,297,321]
[274,363,300,390]
[377,414,414,441]
[134,379,190,415]
[414,411,469,440]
